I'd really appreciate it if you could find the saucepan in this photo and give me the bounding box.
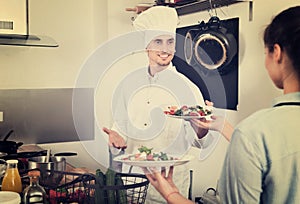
[0,130,23,154]
[27,152,77,187]
[184,16,237,75]
[0,150,47,160]
[0,150,48,172]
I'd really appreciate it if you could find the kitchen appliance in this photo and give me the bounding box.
[0,0,58,47]
[0,0,28,36]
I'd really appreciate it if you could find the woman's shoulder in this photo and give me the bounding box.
[237,107,275,128]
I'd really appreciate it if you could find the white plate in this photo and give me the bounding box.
[113,154,194,167]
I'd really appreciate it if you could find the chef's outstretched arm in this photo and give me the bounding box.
[102,127,127,149]
[190,116,233,141]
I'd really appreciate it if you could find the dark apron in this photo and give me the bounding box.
[273,102,300,107]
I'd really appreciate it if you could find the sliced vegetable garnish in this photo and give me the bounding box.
[164,105,212,117]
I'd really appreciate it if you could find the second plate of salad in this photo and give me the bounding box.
[113,146,194,167]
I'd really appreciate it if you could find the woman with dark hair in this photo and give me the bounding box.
[143,6,300,204]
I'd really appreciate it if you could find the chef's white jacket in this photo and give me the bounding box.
[110,63,220,203]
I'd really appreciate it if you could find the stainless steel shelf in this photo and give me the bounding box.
[173,0,247,16]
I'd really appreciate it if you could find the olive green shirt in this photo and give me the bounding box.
[219,92,300,203]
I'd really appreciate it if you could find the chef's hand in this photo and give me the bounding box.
[190,122,209,139]
[189,100,213,139]
[142,167,193,204]
[190,115,233,141]
[102,127,127,149]
[190,115,222,132]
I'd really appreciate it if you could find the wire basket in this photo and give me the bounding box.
[91,172,149,204]
[21,169,149,204]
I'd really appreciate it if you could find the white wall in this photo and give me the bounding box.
[1,0,299,200]
[0,0,107,88]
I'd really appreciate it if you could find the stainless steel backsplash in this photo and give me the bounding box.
[0,88,94,144]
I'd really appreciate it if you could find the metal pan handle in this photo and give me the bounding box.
[54,152,77,157]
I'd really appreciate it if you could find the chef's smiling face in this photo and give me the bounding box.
[147,35,176,67]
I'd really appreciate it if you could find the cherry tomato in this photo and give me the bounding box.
[147,154,154,161]
[189,112,198,116]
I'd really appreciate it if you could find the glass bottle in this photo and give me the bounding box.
[1,159,22,193]
[22,170,47,204]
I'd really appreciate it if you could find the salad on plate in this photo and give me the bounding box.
[114,146,193,167]
[164,105,213,119]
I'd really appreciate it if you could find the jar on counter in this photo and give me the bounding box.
[1,160,22,193]
[0,191,21,204]
[22,170,47,204]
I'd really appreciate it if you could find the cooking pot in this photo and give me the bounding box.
[0,130,23,154]
[0,150,48,172]
[184,16,237,75]
[28,156,66,187]
[27,152,77,187]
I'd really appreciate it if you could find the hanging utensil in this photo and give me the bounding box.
[3,130,14,141]
[45,149,51,163]
[0,130,23,154]
[0,141,23,155]
[184,16,237,75]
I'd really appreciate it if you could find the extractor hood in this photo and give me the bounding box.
[0,0,58,47]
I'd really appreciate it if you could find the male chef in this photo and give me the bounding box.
[103,6,220,204]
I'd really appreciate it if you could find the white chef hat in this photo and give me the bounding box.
[133,6,178,48]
